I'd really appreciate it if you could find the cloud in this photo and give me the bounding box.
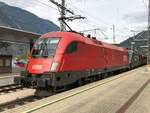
[122,11,148,24]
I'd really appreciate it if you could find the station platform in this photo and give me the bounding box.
[4,66,150,113]
[0,67,25,78]
[0,73,19,79]
[0,73,19,86]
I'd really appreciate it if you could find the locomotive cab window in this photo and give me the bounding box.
[65,42,78,54]
[31,37,61,58]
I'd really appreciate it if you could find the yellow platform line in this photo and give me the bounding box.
[23,69,137,113]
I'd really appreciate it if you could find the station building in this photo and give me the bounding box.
[0,55,12,73]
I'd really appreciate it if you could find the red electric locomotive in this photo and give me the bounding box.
[14,31,130,96]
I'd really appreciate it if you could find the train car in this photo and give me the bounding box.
[128,50,146,69]
[14,32,130,96]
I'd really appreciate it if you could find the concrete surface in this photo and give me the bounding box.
[3,66,150,113]
[0,77,15,86]
[0,89,35,105]
[0,72,20,86]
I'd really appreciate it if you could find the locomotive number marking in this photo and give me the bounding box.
[32,65,42,70]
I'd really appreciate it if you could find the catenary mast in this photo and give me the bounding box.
[147,0,150,71]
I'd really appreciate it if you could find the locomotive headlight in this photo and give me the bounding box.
[50,61,59,71]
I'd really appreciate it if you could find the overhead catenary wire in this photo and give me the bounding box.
[1,0,114,39]
[75,20,111,40]
[36,0,58,11]
[2,0,145,44]
[65,1,121,42]
[66,2,111,27]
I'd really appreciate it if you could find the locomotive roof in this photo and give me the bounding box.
[40,31,127,52]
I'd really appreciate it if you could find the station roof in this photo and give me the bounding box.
[0,26,41,43]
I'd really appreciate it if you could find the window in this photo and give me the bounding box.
[5,59,10,66]
[66,42,78,54]
[0,59,3,66]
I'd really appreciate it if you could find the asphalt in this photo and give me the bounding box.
[3,66,150,113]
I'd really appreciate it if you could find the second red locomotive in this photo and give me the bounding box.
[14,31,130,96]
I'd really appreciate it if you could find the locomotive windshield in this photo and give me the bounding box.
[31,37,60,58]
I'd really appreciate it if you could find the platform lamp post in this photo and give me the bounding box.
[131,42,135,52]
[147,0,150,72]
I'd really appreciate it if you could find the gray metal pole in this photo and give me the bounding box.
[113,25,116,44]
[60,0,65,31]
[147,0,150,71]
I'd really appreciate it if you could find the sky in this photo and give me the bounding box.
[0,0,148,43]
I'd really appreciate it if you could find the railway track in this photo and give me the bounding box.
[0,84,24,94]
[0,84,36,112]
[0,95,43,112]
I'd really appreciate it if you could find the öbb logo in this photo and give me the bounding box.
[32,65,42,70]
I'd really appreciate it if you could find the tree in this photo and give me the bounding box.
[0,42,11,50]
[15,51,30,61]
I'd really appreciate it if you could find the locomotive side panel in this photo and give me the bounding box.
[112,50,129,67]
[82,44,105,70]
[103,47,129,72]
[61,42,85,71]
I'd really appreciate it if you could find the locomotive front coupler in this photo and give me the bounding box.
[14,71,53,88]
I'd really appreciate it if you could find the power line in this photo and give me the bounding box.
[2,0,59,13]
[3,0,112,36]
[36,0,58,11]
[65,2,114,41]
[76,20,110,40]
[66,2,111,27]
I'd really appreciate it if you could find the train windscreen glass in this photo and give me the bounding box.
[31,37,60,58]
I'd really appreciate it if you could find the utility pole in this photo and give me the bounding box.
[49,0,85,31]
[60,0,66,31]
[49,0,74,31]
[147,0,150,71]
[113,25,116,44]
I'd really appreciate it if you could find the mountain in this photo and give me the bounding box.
[0,2,60,56]
[0,2,59,34]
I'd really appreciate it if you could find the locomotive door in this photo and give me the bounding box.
[103,48,108,70]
